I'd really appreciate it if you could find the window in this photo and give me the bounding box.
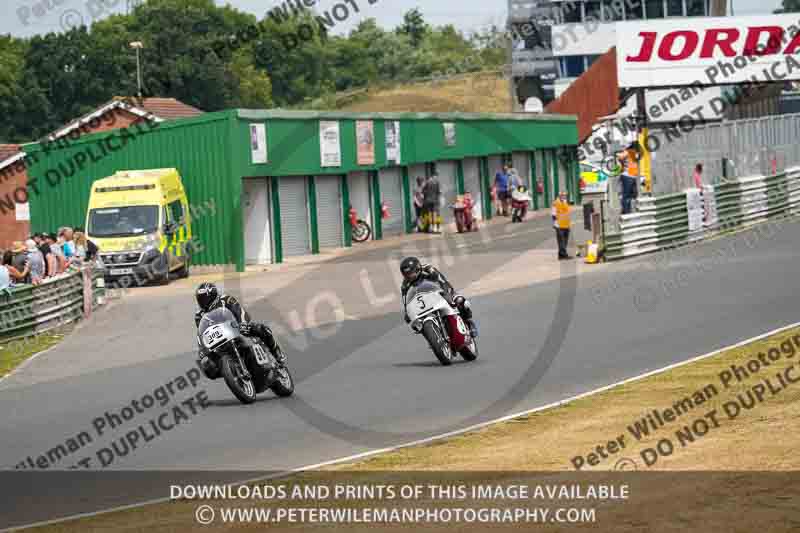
[645,0,665,19]
[686,0,705,16]
[168,199,185,225]
[562,56,585,77]
[562,3,581,23]
[626,1,644,19]
[584,1,602,21]
[586,54,602,68]
[666,0,684,16]
[603,1,624,21]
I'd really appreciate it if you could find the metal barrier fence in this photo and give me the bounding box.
[0,268,105,343]
[604,167,800,261]
[651,113,800,195]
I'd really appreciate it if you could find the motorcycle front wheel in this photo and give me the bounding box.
[422,320,454,366]
[271,366,295,397]
[220,354,257,404]
[352,220,371,242]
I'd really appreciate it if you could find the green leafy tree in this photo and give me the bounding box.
[399,9,428,48]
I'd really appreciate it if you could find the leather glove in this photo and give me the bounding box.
[239,322,252,336]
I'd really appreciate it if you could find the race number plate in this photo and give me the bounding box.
[407,291,444,322]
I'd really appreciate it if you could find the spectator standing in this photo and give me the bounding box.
[47,233,67,274]
[3,249,29,284]
[25,239,45,284]
[619,144,640,214]
[60,227,75,261]
[0,257,10,289]
[552,191,572,260]
[75,227,98,262]
[422,174,441,233]
[413,177,425,230]
[11,242,28,279]
[494,164,511,216]
[693,163,703,188]
[34,234,56,278]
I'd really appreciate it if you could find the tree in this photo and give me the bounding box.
[399,9,428,48]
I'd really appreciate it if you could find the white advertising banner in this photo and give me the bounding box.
[249,123,267,164]
[616,14,800,88]
[319,121,341,167]
[687,188,704,234]
[385,121,401,164]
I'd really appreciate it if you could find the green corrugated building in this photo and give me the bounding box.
[24,109,579,271]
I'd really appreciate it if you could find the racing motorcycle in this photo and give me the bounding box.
[196,308,294,404]
[404,280,478,366]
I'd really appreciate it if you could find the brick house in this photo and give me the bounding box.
[0,97,202,249]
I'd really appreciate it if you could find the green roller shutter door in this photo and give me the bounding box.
[379,167,404,235]
[279,177,311,257]
[462,158,483,221]
[436,160,458,225]
[316,175,343,249]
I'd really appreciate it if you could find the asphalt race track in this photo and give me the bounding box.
[1,215,798,528]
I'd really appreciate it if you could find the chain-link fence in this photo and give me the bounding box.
[650,113,800,195]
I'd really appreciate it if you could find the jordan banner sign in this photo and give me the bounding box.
[617,15,800,88]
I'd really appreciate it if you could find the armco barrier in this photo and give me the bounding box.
[0,268,105,343]
[604,167,800,261]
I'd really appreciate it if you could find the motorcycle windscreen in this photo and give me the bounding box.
[198,307,238,335]
[406,280,447,322]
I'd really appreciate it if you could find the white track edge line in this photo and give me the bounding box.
[5,320,799,532]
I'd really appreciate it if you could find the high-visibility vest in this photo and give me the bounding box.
[552,199,571,229]
[626,149,639,176]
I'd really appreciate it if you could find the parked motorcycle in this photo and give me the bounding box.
[349,206,372,243]
[197,308,294,404]
[451,192,478,233]
[404,280,478,366]
[510,186,532,223]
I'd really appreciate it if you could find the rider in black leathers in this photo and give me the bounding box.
[194,282,287,367]
[399,257,477,337]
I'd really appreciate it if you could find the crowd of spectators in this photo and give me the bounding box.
[0,227,97,289]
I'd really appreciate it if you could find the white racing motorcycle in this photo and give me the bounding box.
[404,280,479,366]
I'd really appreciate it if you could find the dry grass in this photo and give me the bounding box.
[340,72,512,114]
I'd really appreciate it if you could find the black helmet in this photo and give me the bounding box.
[196,282,220,312]
[400,256,422,283]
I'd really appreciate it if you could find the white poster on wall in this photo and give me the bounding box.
[385,121,401,164]
[320,121,342,167]
[15,202,30,221]
[250,123,267,164]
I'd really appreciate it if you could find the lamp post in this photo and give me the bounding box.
[129,41,144,99]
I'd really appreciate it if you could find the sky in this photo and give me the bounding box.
[0,0,785,39]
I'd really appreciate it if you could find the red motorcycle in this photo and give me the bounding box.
[403,280,478,366]
[452,192,478,233]
[349,206,371,243]
[510,186,531,223]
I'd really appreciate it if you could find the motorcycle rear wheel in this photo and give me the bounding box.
[220,354,257,404]
[271,366,295,397]
[422,320,454,366]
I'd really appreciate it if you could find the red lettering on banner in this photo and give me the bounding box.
[627,32,657,62]
[784,29,800,54]
[699,28,739,58]
[743,26,784,56]
[658,31,699,60]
